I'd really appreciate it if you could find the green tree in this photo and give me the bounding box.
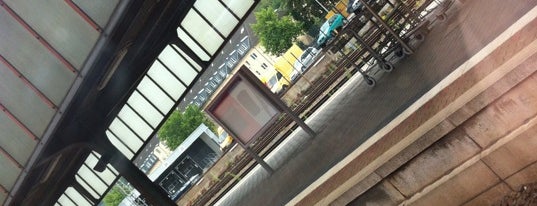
[257,0,285,11]
[103,185,129,206]
[251,8,303,55]
[284,0,333,35]
[158,105,216,150]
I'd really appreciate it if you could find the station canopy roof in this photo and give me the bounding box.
[0,0,258,205]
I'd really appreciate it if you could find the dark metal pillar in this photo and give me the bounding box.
[93,137,176,206]
[109,153,176,206]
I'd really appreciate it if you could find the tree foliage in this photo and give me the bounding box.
[257,0,285,11]
[256,0,335,36]
[251,8,303,55]
[158,105,216,150]
[103,185,129,206]
[284,0,333,34]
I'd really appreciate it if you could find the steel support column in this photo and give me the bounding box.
[109,152,176,206]
[93,136,175,206]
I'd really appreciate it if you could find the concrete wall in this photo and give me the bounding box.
[343,72,537,206]
[332,21,537,206]
[291,5,537,205]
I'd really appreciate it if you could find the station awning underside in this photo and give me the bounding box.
[0,0,258,205]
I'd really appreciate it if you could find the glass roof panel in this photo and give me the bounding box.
[65,187,92,206]
[221,0,255,18]
[85,153,118,184]
[0,63,55,137]
[159,46,199,85]
[91,151,120,174]
[0,154,21,189]
[106,131,134,159]
[117,106,153,140]
[175,28,212,61]
[4,0,99,68]
[171,45,203,71]
[109,119,144,152]
[127,92,163,128]
[72,0,120,28]
[57,195,76,206]
[0,9,76,105]
[96,167,117,186]
[76,176,99,199]
[147,61,186,100]
[76,166,107,195]
[137,76,175,113]
[0,111,37,164]
[195,0,238,36]
[181,11,223,56]
[83,153,99,169]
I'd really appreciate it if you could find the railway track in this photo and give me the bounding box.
[189,54,357,206]
[188,1,451,205]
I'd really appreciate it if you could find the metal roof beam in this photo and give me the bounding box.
[72,181,98,205]
[0,183,7,195]
[8,0,263,204]
[91,133,175,205]
[0,145,23,169]
[64,0,102,32]
[0,102,38,141]
[75,174,99,198]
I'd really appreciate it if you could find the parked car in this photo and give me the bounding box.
[216,127,234,150]
[347,0,363,14]
[316,14,346,47]
[293,47,320,73]
[347,0,382,15]
[290,68,300,83]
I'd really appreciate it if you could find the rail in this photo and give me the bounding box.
[188,0,453,205]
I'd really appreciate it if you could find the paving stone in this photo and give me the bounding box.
[375,120,455,178]
[412,161,500,206]
[448,54,537,126]
[482,123,537,179]
[462,183,513,206]
[505,161,537,189]
[387,128,480,197]
[462,75,537,148]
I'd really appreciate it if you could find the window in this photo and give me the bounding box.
[276,72,283,80]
